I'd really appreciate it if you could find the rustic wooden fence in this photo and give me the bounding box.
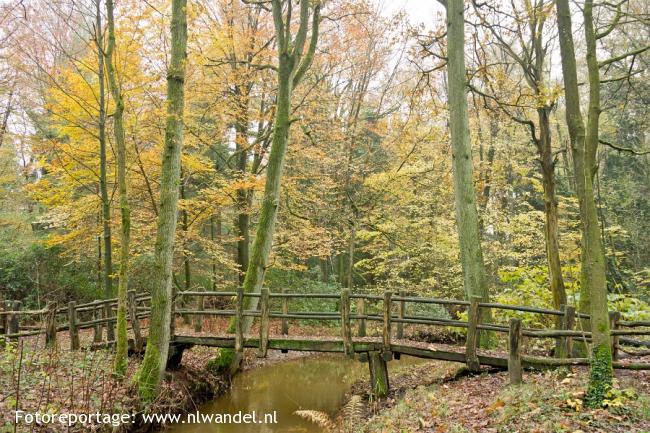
[2,288,649,395]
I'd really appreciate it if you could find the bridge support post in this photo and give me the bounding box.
[68,301,80,350]
[45,302,57,348]
[396,290,405,339]
[341,289,353,357]
[465,296,481,372]
[128,290,143,352]
[281,289,289,336]
[609,311,620,360]
[194,288,204,332]
[356,297,366,337]
[368,351,389,398]
[382,291,393,360]
[93,300,103,344]
[1,301,8,337]
[104,300,115,343]
[235,287,244,358]
[508,318,522,385]
[257,288,270,358]
[557,305,575,358]
[8,301,21,342]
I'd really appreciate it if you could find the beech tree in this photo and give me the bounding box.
[470,1,568,338]
[440,0,492,309]
[221,0,322,373]
[94,0,114,307]
[138,0,188,400]
[103,0,132,377]
[554,0,649,405]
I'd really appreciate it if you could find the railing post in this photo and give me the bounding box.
[341,289,353,357]
[8,300,21,342]
[609,311,620,360]
[281,288,289,336]
[557,305,575,358]
[382,291,393,360]
[0,301,6,347]
[396,290,405,339]
[68,301,79,350]
[128,290,143,352]
[194,289,204,332]
[1,301,7,338]
[257,288,270,358]
[235,287,243,357]
[508,318,522,385]
[356,297,366,337]
[45,302,57,347]
[465,295,481,372]
[104,300,115,342]
[93,300,103,343]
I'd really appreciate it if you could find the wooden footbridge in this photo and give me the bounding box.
[2,289,649,396]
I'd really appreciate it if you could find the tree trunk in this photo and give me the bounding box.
[138,0,188,401]
[537,108,567,323]
[222,0,321,373]
[347,223,356,289]
[95,0,113,302]
[445,0,491,311]
[555,0,612,407]
[211,211,221,290]
[582,0,613,406]
[234,109,251,285]
[105,0,131,377]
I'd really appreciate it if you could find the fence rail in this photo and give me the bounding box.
[2,289,649,381]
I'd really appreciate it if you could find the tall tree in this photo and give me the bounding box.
[95,0,114,308]
[226,0,321,372]
[555,0,612,406]
[104,0,131,377]
[138,0,188,400]
[441,0,491,308]
[471,0,567,332]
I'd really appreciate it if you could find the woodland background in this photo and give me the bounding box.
[0,0,648,321]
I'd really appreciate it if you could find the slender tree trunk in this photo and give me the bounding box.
[222,0,321,373]
[347,223,355,289]
[583,0,613,405]
[104,0,131,376]
[445,0,491,310]
[537,108,567,323]
[234,108,251,284]
[138,0,188,401]
[95,1,113,302]
[211,211,221,290]
[555,0,612,406]
[0,87,14,149]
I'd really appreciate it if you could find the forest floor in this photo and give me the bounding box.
[0,328,230,433]
[354,361,650,433]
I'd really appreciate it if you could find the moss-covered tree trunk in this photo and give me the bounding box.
[95,0,113,303]
[137,0,188,401]
[582,0,613,405]
[537,107,568,340]
[105,0,130,377]
[444,0,492,311]
[555,0,612,406]
[221,0,321,373]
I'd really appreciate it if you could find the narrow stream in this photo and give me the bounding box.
[167,355,423,433]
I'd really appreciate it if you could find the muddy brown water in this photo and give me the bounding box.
[167,354,425,433]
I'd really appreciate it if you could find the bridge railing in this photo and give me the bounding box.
[2,289,649,376]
